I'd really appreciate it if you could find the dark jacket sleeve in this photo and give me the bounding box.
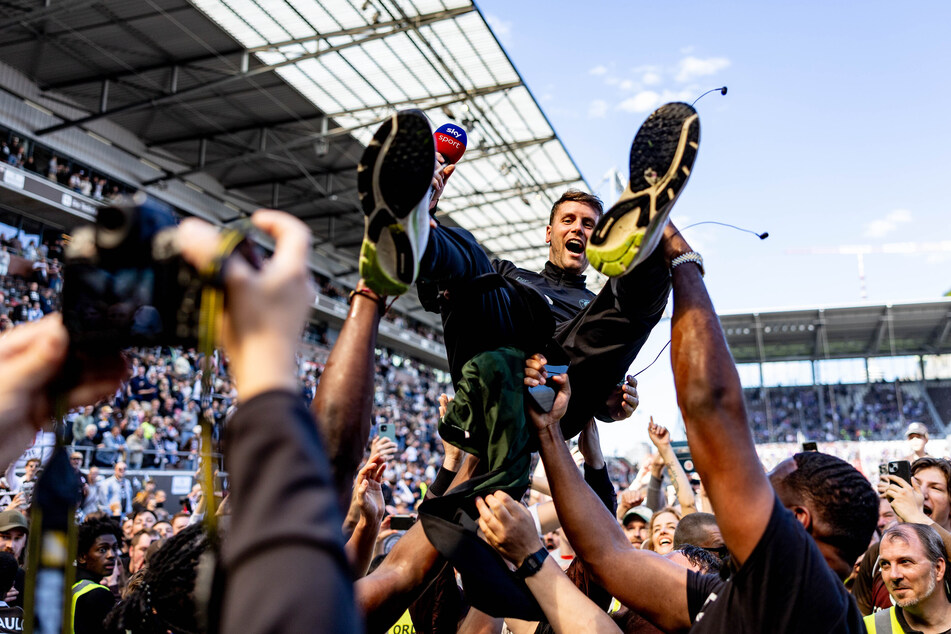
[646,474,664,512]
[219,390,360,633]
[583,464,617,515]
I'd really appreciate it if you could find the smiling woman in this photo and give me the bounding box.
[646,507,681,555]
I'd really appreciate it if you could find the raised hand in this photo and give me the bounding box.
[523,353,571,431]
[354,454,387,523]
[881,474,928,524]
[604,375,639,421]
[647,418,671,449]
[370,435,398,461]
[475,491,544,567]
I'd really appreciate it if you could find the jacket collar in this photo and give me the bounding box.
[542,261,587,288]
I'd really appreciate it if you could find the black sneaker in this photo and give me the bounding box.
[358,109,436,296]
[587,102,700,277]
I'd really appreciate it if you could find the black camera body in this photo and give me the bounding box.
[62,193,206,351]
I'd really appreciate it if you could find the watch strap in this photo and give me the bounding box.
[514,546,549,579]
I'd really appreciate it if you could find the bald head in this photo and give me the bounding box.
[673,513,722,550]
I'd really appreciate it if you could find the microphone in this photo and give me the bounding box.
[691,86,728,107]
[434,123,468,165]
[676,221,769,240]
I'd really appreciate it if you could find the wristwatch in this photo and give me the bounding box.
[515,546,549,579]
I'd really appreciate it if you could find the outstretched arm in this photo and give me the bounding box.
[665,224,774,564]
[179,211,359,633]
[647,418,696,515]
[344,454,387,577]
[524,359,691,633]
[476,491,621,634]
[311,282,384,514]
[356,453,479,632]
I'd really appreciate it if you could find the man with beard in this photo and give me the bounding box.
[866,523,951,633]
[0,512,26,608]
[858,457,951,615]
[621,507,651,549]
[72,517,120,634]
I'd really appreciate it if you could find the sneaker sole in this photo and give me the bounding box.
[358,110,435,296]
[587,102,700,277]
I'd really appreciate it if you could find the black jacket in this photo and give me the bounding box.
[218,391,359,632]
[494,260,595,325]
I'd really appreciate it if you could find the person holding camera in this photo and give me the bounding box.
[0,207,360,631]
[175,210,359,631]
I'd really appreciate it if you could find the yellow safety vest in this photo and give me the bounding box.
[388,609,415,634]
[863,607,902,634]
[71,579,110,634]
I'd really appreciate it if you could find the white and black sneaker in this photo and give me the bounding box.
[587,102,700,277]
[358,109,436,296]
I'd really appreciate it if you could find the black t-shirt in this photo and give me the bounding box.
[0,604,23,633]
[686,494,865,633]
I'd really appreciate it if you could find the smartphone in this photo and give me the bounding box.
[527,363,569,412]
[887,460,912,485]
[378,422,397,444]
[390,514,416,531]
[801,441,818,452]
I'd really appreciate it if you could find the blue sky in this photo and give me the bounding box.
[475,0,951,454]
[477,0,951,313]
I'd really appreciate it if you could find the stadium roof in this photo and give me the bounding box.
[721,298,951,364]
[0,0,587,279]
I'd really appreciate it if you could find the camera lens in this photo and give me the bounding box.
[98,205,127,231]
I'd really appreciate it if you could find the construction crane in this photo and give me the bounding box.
[787,241,951,300]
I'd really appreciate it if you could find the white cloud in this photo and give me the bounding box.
[675,56,730,82]
[863,208,913,238]
[617,91,660,113]
[588,99,609,118]
[617,89,694,113]
[589,64,608,76]
[485,14,513,45]
[642,71,662,85]
[619,79,635,91]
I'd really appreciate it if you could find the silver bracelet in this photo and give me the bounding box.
[670,251,705,277]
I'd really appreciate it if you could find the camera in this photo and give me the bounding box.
[62,193,253,351]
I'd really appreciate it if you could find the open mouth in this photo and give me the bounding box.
[659,538,672,547]
[925,506,933,516]
[565,239,585,254]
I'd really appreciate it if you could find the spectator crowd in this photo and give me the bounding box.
[2,102,950,634]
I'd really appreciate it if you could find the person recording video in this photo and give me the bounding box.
[0,208,359,632]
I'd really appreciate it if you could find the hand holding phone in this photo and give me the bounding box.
[887,460,912,485]
[377,423,397,444]
[526,363,569,412]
